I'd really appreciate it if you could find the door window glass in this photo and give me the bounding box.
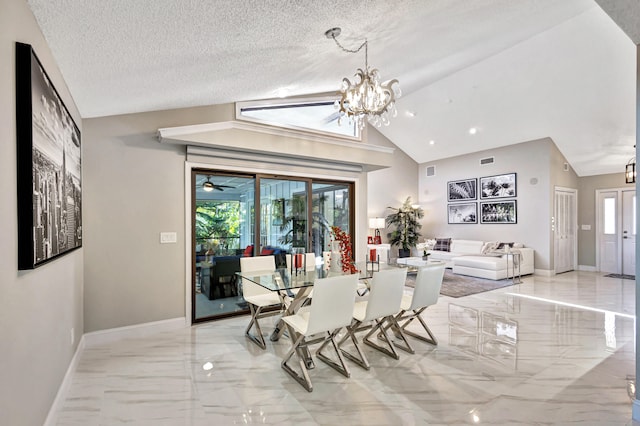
[604,197,616,235]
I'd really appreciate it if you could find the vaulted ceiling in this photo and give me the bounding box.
[27,0,638,176]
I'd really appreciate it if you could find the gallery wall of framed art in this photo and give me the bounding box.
[16,42,82,269]
[447,173,517,225]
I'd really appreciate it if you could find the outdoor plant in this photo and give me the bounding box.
[386,197,424,256]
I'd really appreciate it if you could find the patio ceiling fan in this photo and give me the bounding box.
[202,177,235,192]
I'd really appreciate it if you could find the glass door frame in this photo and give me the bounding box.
[190,168,355,324]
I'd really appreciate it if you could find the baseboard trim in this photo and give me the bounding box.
[578,265,597,272]
[83,317,188,347]
[43,335,86,426]
[44,317,188,425]
[534,269,554,277]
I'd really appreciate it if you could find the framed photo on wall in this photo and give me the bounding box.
[480,173,517,199]
[480,201,517,224]
[448,203,477,224]
[16,42,82,269]
[447,178,477,201]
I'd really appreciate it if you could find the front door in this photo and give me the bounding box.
[598,191,619,273]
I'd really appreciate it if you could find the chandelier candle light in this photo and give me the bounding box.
[325,27,401,129]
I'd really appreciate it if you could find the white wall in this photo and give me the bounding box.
[417,138,556,271]
[0,1,83,424]
[367,127,420,252]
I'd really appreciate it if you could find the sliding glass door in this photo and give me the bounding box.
[192,169,354,323]
[311,182,352,256]
[259,177,309,256]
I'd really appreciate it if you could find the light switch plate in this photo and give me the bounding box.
[160,232,177,243]
[581,224,591,231]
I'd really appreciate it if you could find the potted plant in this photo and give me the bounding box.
[386,197,424,258]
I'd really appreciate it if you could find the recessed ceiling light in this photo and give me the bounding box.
[406,111,416,117]
[469,127,477,135]
[275,87,289,98]
[429,140,435,145]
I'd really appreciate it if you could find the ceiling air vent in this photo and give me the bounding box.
[480,157,494,165]
[426,165,436,177]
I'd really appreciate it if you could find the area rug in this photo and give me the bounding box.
[405,269,518,298]
[603,273,635,280]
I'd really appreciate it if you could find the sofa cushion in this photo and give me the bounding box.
[433,238,452,251]
[449,239,484,254]
[454,255,507,271]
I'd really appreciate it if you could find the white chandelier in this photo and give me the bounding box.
[325,27,401,129]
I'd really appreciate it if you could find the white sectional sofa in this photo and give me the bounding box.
[426,239,534,280]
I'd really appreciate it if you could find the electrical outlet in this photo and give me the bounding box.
[70,328,74,345]
[160,232,177,244]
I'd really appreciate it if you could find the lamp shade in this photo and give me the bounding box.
[368,217,385,229]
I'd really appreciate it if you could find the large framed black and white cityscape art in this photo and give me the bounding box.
[480,201,517,224]
[480,173,516,199]
[16,42,82,270]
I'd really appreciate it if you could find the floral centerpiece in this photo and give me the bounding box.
[330,226,358,274]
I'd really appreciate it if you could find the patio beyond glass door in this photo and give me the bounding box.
[311,182,352,256]
[259,178,309,255]
[193,172,255,322]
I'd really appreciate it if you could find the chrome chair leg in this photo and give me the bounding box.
[245,304,266,349]
[380,312,415,354]
[338,319,371,370]
[399,307,438,345]
[363,317,400,360]
[316,328,351,378]
[281,329,313,392]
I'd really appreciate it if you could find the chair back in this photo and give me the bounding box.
[240,255,276,297]
[409,264,445,311]
[363,268,407,322]
[306,274,358,336]
[285,253,316,271]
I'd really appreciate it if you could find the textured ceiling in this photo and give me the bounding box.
[27,0,638,176]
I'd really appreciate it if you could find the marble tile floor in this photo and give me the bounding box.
[54,271,639,425]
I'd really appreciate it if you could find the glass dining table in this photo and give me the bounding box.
[236,261,397,340]
[237,259,447,368]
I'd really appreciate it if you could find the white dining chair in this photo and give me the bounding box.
[285,253,316,271]
[281,273,358,392]
[391,263,445,354]
[338,267,407,370]
[240,255,282,349]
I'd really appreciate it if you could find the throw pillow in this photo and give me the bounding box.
[260,248,275,255]
[242,245,254,257]
[497,242,514,249]
[481,241,499,254]
[433,238,451,252]
[425,238,437,250]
